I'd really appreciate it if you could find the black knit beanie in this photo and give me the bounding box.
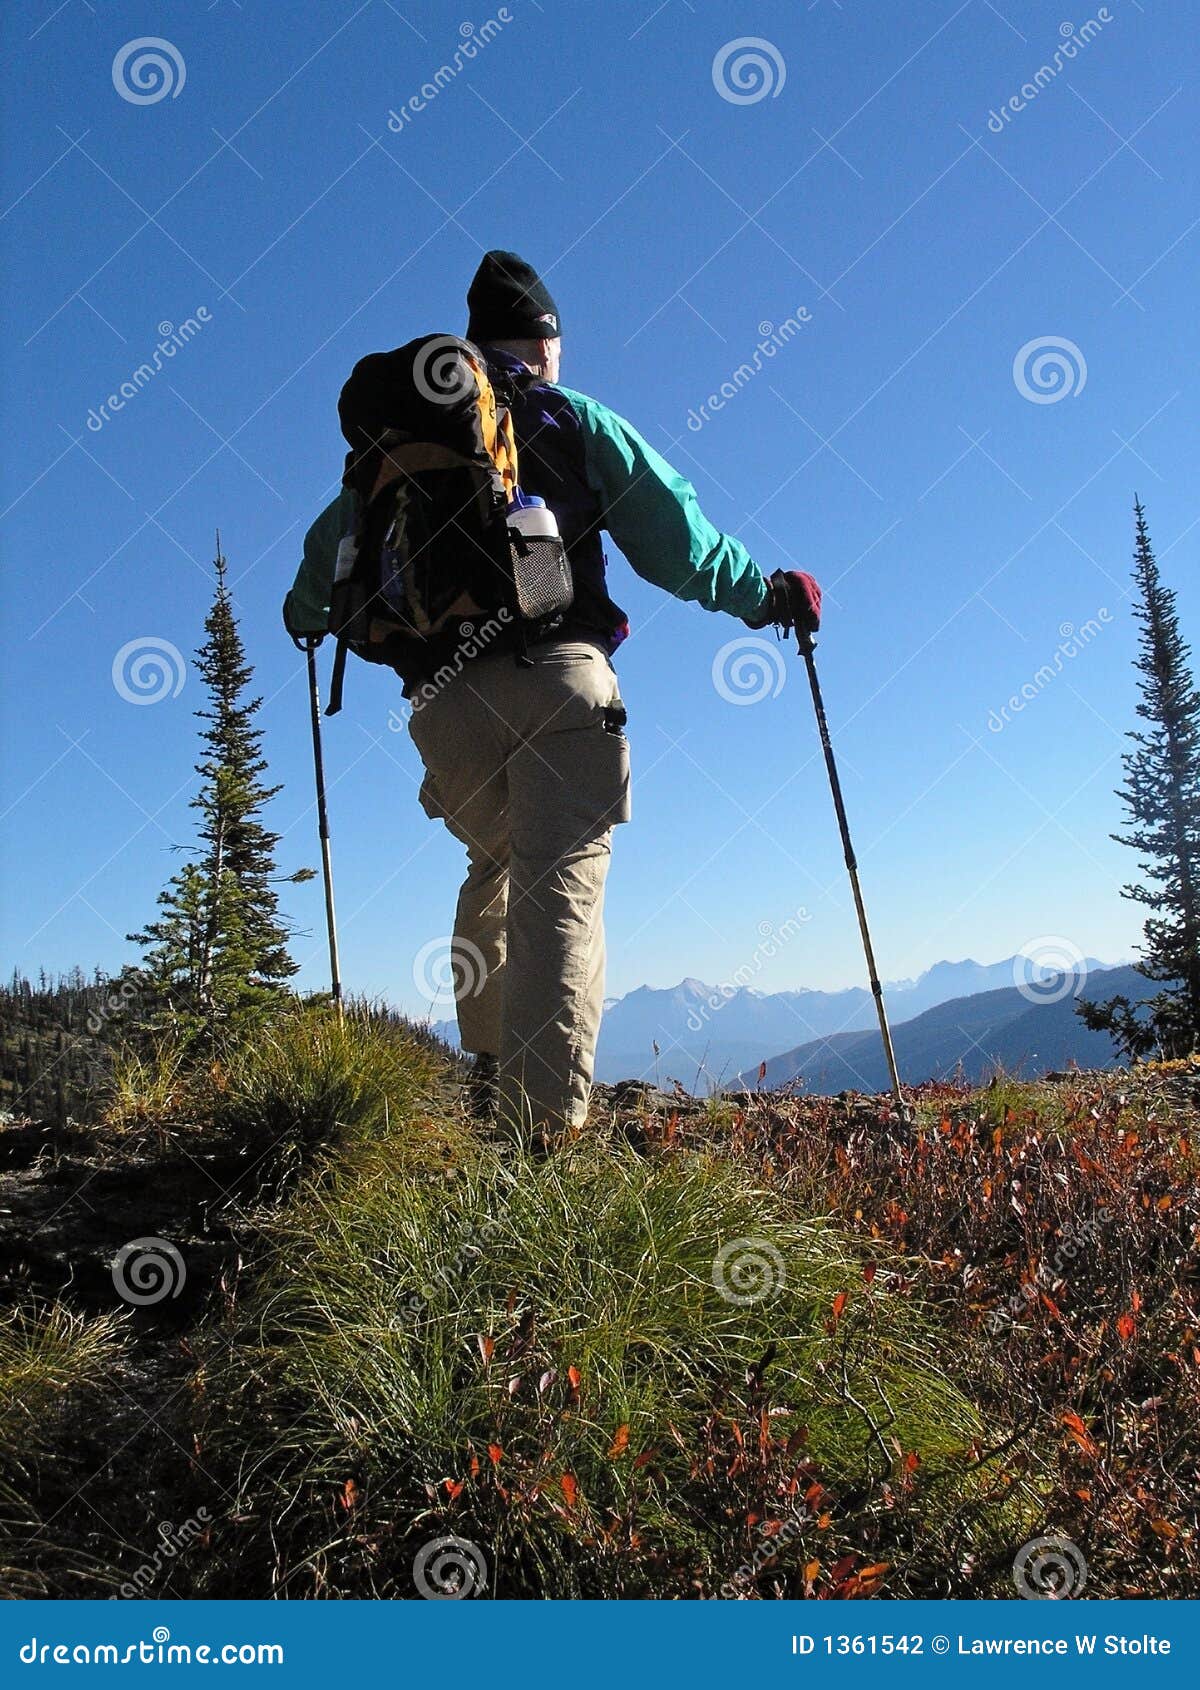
[466,250,560,343]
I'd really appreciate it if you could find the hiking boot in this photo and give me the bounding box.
[464,1052,499,1122]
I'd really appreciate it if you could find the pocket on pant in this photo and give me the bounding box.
[554,716,630,834]
[595,675,631,824]
[509,676,631,852]
[527,654,611,736]
[416,768,446,822]
[606,721,632,825]
[534,648,600,668]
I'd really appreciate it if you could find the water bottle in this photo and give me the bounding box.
[506,490,573,620]
[506,489,561,547]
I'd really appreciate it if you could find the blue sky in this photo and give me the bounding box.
[2,0,1197,1017]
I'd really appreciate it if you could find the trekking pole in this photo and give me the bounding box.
[304,639,343,1019]
[796,628,910,1122]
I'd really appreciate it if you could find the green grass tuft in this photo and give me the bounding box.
[201,1110,997,1596]
[0,1305,126,1596]
[205,1004,449,1168]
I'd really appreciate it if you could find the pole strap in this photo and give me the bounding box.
[326,639,348,717]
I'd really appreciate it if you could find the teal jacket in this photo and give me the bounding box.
[284,377,768,648]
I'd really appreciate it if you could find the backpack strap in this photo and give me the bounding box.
[379,442,479,474]
[370,441,488,500]
[464,349,519,500]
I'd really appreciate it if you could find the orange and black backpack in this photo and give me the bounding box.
[326,334,571,712]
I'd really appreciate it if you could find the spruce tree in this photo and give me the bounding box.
[1079,501,1200,1058]
[128,861,209,1024]
[131,539,298,1038]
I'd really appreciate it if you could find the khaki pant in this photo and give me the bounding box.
[408,641,630,1132]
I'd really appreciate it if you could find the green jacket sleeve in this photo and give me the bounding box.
[283,486,357,637]
[557,387,768,621]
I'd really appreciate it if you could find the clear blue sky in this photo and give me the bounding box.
[2,0,1197,1016]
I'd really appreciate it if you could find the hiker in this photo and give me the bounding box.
[285,250,821,1138]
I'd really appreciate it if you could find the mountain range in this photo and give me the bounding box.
[733,964,1144,1094]
[431,954,1123,1088]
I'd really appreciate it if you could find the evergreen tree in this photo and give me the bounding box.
[1079,501,1200,1059]
[128,861,209,1022]
[130,539,298,1038]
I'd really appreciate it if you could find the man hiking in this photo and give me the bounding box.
[285,250,821,1140]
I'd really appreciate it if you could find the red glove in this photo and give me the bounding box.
[744,569,822,634]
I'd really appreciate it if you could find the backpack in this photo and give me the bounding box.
[324,335,572,713]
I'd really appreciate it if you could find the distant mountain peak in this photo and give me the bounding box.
[735,963,1143,1095]
[595,955,1120,1088]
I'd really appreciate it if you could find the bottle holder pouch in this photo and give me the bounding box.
[510,530,574,622]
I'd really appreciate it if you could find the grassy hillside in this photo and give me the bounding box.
[1,1004,1197,1599]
